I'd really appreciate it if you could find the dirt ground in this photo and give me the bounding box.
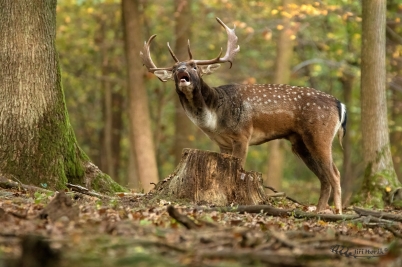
[0,183,401,267]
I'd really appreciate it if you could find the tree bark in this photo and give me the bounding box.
[387,1,402,182]
[265,0,296,192]
[173,0,197,165]
[339,72,354,205]
[0,0,123,193]
[122,0,159,192]
[358,0,401,208]
[153,149,269,206]
[99,18,115,179]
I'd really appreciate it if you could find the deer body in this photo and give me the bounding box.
[141,18,347,214]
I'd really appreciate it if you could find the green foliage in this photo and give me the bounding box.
[56,0,401,201]
[34,191,55,205]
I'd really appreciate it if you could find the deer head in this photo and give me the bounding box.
[140,17,240,82]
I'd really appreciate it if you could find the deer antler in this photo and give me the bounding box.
[193,17,240,68]
[140,18,240,72]
[140,35,174,72]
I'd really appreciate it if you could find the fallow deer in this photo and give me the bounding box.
[140,18,347,214]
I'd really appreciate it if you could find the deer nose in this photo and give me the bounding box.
[177,65,186,71]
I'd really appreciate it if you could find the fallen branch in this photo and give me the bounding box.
[66,183,112,199]
[269,231,299,248]
[0,176,52,193]
[167,206,218,229]
[264,185,306,206]
[198,248,337,266]
[291,210,360,222]
[210,205,291,216]
[353,207,402,222]
[337,235,386,249]
[265,192,286,198]
[207,205,359,222]
[167,205,200,230]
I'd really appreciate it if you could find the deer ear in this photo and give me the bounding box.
[200,64,221,76]
[154,70,173,82]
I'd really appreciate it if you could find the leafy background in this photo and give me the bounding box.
[56,0,402,203]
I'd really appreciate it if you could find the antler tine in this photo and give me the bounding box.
[194,17,240,68]
[167,42,180,63]
[140,35,158,70]
[187,40,193,60]
[140,34,173,72]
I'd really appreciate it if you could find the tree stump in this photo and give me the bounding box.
[152,148,269,205]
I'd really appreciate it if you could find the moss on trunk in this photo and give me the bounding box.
[355,146,401,209]
[0,0,125,194]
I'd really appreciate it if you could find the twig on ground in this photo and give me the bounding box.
[269,231,299,248]
[353,207,402,222]
[337,235,386,249]
[210,205,291,216]
[167,205,200,230]
[0,176,52,193]
[291,210,359,221]
[264,185,306,206]
[66,183,112,199]
[265,192,286,198]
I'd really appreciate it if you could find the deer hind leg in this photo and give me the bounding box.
[293,135,342,214]
[307,141,342,214]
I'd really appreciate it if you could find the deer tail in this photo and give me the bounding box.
[337,102,347,149]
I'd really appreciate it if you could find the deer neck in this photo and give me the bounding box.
[176,79,217,110]
[176,79,220,131]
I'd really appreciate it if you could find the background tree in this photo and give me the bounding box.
[54,0,402,205]
[265,0,297,191]
[172,0,198,165]
[357,0,401,208]
[122,0,159,192]
[0,0,123,192]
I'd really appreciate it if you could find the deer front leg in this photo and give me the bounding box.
[232,138,249,166]
[218,145,232,155]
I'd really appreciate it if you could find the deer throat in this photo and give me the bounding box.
[179,84,195,106]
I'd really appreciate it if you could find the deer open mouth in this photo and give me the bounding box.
[177,72,191,85]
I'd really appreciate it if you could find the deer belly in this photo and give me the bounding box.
[249,128,282,145]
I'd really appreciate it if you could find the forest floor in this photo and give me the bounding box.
[0,178,401,267]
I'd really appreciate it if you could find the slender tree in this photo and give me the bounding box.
[0,0,123,192]
[265,0,296,191]
[172,0,197,164]
[357,0,401,207]
[122,0,159,192]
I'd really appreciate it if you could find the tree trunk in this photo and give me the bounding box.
[358,0,401,208]
[173,0,197,165]
[99,19,115,179]
[387,1,402,182]
[153,149,269,206]
[265,0,296,192]
[339,72,354,205]
[0,0,124,193]
[122,0,159,192]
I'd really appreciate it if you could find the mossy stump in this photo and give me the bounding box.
[152,148,269,205]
